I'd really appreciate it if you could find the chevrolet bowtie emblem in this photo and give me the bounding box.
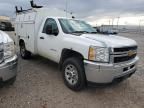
[128,50,136,56]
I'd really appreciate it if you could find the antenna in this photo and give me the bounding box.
[65,0,68,17]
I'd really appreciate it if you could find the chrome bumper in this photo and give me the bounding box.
[84,57,139,83]
[0,55,18,81]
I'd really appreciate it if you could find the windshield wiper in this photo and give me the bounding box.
[90,31,97,34]
[69,31,97,35]
[72,31,97,34]
[71,31,89,34]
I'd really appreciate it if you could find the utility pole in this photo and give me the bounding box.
[117,17,120,30]
[109,19,111,26]
[112,18,114,28]
[139,20,142,33]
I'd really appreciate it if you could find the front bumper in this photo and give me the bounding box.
[0,55,18,82]
[84,56,139,83]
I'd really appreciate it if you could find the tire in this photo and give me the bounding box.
[62,57,86,91]
[20,42,31,59]
[5,76,16,86]
[0,76,16,88]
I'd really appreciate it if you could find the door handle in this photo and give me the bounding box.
[40,37,44,39]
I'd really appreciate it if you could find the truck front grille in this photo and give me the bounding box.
[113,46,137,53]
[0,51,3,62]
[112,46,137,63]
[114,54,136,63]
[0,44,3,63]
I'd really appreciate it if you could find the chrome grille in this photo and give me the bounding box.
[0,43,3,63]
[113,46,137,53]
[111,46,137,63]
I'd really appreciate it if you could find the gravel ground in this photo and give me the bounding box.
[0,32,143,108]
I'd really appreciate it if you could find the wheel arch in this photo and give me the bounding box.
[59,48,85,70]
[19,39,25,46]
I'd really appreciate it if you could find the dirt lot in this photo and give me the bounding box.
[0,32,143,108]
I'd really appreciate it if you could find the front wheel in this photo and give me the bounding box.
[62,57,86,91]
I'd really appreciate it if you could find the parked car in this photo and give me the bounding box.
[0,21,13,31]
[15,7,139,91]
[0,30,18,86]
[0,22,6,31]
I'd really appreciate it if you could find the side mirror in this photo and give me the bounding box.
[46,25,52,35]
[46,25,58,36]
[53,29,59,36]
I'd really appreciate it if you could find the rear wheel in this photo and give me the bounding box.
[20,42,31,59]
[62,57,86,91]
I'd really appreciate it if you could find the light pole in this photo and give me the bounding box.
[109,19,111,26]
[112,18,114,28]
[138,19,144,33]
[139,19,141,33]
[117,17,120,30]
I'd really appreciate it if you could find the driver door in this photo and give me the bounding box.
[38,18,59,62]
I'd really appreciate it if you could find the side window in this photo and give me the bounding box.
[42,18,59,36]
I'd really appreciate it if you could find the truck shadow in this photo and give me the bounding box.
[18,54,59,71]
[18,54,129,91]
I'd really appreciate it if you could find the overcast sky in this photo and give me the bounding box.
[0,0,144,25]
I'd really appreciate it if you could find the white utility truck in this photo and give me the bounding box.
[99,25,118,34]
[15,7,139,91]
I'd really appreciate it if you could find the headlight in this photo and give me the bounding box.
[4,42,15,59]
[88,46,109,62]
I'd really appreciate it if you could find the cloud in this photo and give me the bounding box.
[0,0,144,24]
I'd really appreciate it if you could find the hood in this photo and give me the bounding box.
[81,34,137,48]
[0,30,13,44]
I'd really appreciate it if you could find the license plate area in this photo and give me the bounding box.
[123,64,135,72]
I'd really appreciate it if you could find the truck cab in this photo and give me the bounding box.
[15,8,139,91]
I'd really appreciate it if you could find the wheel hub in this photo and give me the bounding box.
[65,64,78,85]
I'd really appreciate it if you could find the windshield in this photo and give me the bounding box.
[59,19,97,34]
